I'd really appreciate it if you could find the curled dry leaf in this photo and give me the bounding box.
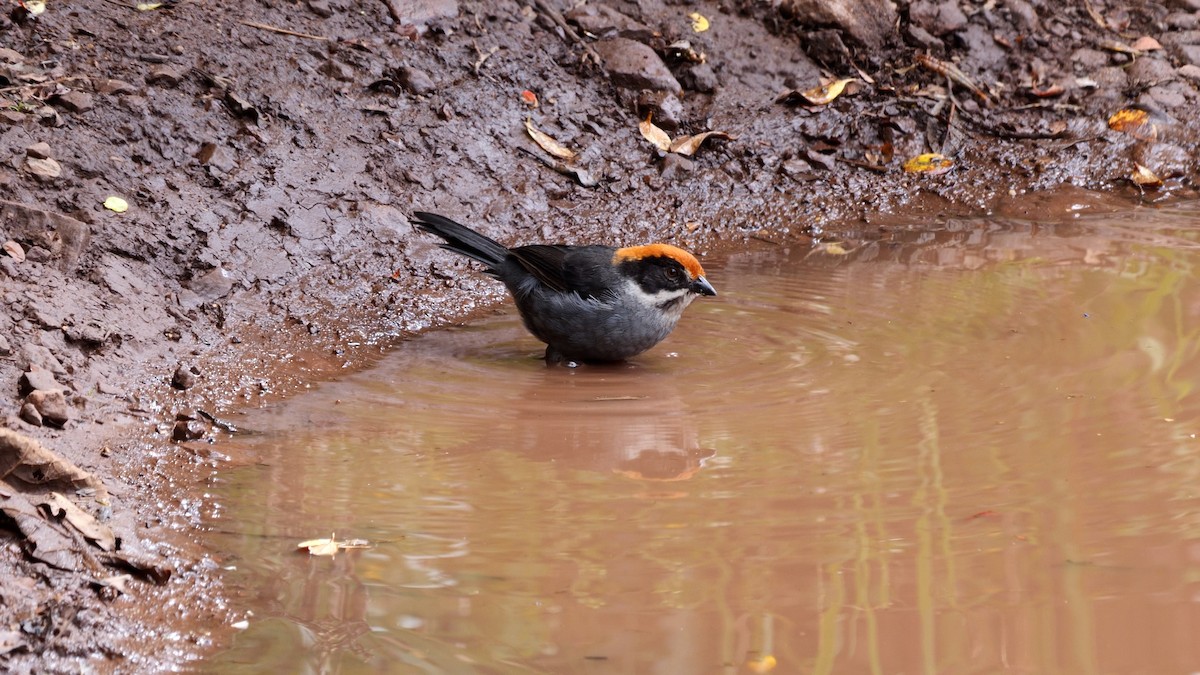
[103,196,129,213]
[639,113,672,152]
[3,240,24,262]
[44,491,116,551]
[1132,163,1163,188]
[902,153,954,175]
[800,78,857,106]
[1107,108,1158,141]
[136,2,163,9]
[668,130,734,157]
[689,12,710,32]
[524,118,577,160]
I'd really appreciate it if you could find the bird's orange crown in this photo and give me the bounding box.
[613,244,706,279]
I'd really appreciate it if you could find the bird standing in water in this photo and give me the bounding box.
[412,212,716,364]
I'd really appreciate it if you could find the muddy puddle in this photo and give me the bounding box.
[198,201,1200,673]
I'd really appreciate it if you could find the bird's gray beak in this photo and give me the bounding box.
[692,276,717,297]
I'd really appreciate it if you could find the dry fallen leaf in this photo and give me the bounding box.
[136,1,163,9]
[103,196,129,213]
[688,12,710,32]
[1132,163,1162,188]
[524,118,577,160]
[823,242,849,255]
[799,78,857,105]
[1107,108,1158,141]
[746,654,778,673]
[3,241,24,262]
[902,153,954,175]
[639,113,672,153]
[44,491,116,551]
[24,0,46,16]
[668,130,734,157]
[520,89,538,108]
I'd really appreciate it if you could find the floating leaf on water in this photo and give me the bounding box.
[1107,108,1158,141]
[524,118,577,160]
[799,78,857,105]
[520,89,538,108]
[1132,163,1162,187]
[902,153,954,175]
[822,242,849,255]
[103,196,129,213]
[688,12,710,32]
[3,240,25,262]
[297,533,372,556]
[639,113,672,153]
[746,654,778,673]
[668,130,734,157]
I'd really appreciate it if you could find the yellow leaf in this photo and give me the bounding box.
[25,0,46,16]
[823,242,848,255]
[137,2,163,10]
[639,113,672,152]
[688,12,710,32]
[800,78,856,105]
[1132,163,1162,187]
[103,196,129,213]
[668,130,734,157]
[524,118,577,160]
[902,153,954,175]
[1107,108,1158,141]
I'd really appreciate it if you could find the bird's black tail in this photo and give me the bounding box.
[411,212,510,273]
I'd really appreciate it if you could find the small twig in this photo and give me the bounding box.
[237,19,329,41]
[915,53,989,103]
[472,42,499,75]
[532,0,602,66]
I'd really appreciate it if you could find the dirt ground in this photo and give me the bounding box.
[1,0,1199,670]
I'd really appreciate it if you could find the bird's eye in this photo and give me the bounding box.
[665,267,682,281]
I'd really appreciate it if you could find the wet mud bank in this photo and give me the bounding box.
[2,0,1200,669]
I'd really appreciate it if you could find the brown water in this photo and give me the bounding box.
[200,201,1200,674]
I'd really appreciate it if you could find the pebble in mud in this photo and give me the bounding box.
[396,66,435,96]
[25,389,69,427]
[592,38,682,94]
[171,363,198,390]
[19,364,62,395]
[146,65,186,87]
[50,91,94,114]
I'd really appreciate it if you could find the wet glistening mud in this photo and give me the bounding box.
[198,202,1200,673]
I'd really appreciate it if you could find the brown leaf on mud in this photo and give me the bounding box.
[524,118,577,160]
[902,153,954,175]
[0,428,108,499]
[668,130,734,157]
[639,113,672,152]
[1132,163,1163,188]
[1107,108,1158,141]
[42,491,116,552]
[0,481,86,572]
[3,240,25,262]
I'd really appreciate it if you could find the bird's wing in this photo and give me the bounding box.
[509,245,616,300]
